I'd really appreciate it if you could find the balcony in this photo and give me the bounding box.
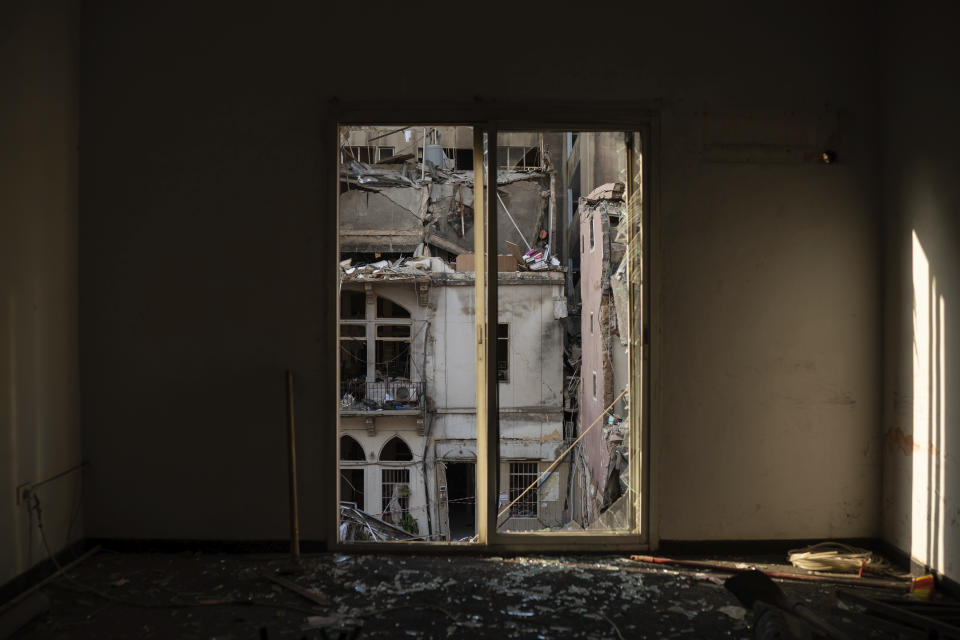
[340,380,425,416]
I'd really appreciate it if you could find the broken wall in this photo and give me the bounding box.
[339,188,427,253]
[578,205,614,506]
[338,174,549,257]
[79,2,883,546]
[880,1,960,583]
[0,0,82,587]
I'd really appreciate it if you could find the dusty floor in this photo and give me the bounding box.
[9,549,945,639]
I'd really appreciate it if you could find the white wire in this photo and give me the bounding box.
[788,541,890,574]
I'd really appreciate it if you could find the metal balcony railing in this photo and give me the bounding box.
[340,380,424,412]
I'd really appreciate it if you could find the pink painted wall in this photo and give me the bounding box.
[579,206,610,498]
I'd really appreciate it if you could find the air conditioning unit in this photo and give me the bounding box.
[387,381,419,403]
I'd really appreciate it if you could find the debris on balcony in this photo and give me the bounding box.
[340,380,423,412]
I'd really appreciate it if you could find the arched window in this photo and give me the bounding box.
[379,436,413,461]
[340,435,365,507]
[340,435,366,461]
[379,436,413,526]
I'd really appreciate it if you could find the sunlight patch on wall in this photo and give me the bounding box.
[910,230,948,573]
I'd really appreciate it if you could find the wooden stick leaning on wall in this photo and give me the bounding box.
[286,370,301,563]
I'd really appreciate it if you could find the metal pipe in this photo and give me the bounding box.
[496,192,530,251]
[630,555,910,591]
[368,126,410,142]
[286,371,301,563]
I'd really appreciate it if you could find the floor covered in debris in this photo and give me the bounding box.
[11,549,953,639]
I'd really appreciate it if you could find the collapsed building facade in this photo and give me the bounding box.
[572,182,632,528]
[337,127,572,540]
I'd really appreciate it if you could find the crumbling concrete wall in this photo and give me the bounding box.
[340,189,426,230]
[495,179,547,253]
[578,203,611,514]
[576,196,631,521]
[338,175,549,257]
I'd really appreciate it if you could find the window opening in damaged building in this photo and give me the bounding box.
[507,462,539,519]
[495,130,638,535]
[338,124,480,543]
[444,462,476,541]
[340,435,366,508]
[337,124,643,543]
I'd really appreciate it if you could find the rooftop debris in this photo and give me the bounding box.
[583,181,625,205]
[340,142,557,257]
[340,254,564,283]
[340,256,446,281]
[340,157,555,189]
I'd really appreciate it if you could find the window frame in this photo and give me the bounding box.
[381,467,412,525]
[329,107,657,553]
[339,289,415,384]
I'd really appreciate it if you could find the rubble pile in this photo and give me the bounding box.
[340,140,560,259]
[339,256,449,281]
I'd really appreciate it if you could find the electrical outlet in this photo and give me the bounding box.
[16,483,32,506]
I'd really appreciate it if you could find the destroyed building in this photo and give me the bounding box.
[339,127,562,260]
[574,182,632,526]
[337,129,570,539]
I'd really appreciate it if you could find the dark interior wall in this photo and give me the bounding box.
[80,2,883,544]
[79,3,323,541]
[881,1,960,582]
[0,0,82,586]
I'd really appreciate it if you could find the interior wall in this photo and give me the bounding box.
[881,1,959,581]
[0,0,82,586]
[80,2,882,544]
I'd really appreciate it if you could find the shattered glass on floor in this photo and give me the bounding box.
[12,550,934,639]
